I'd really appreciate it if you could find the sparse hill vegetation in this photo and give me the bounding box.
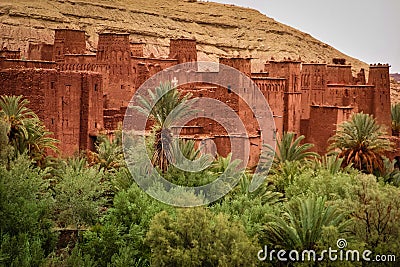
[0,0,368,72]
[4,0,399,102]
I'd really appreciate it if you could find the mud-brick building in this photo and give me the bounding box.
[0,57,103,155]
[0,28,393,162]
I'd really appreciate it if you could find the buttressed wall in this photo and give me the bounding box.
[0,67,103,156]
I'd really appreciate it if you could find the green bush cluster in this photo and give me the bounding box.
[1,94,400,266]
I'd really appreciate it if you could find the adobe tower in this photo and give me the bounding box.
[53,29,86,62]
[265,59,302,134]
[169,38,197,65]
[368,63,391,129]
[96,33,132,108]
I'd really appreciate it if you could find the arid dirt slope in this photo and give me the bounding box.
[390,78,400,104]
[0,0,369,71]
[1,0,398,101]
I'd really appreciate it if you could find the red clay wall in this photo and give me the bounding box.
[50,71,103,155]
[61,54,97,71]
[0,69,54,122]
[131,57,178,89]
[219,58,259,139]
[0,59,56,69]
[354,68,366,85]
[169,39,197,65]
[265,60,301,133]
[219,58,252,77]
[53,29,86,62]
[285,91,302,134]
[0,68,103,156]
[183,83,239,135]
[96,33,133,109]
[368,64,391,130]
[300,63,327,119]
[130,42,144,57]
[176,69,263,168]
[307,105,353,154]
[326,85,374,114]
[0,48,21,59]
[79,72,104,152]
[265,60,301,92]
[28,43,54,61]
[326,65,353,84]
[253,77,285,134]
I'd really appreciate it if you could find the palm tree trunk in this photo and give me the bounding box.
[152,127,173,172]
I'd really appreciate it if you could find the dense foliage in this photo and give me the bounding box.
[1,95,399,266]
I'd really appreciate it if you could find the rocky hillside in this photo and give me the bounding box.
[0,0,370,72]
[391,77,400,104]
[391,73,400,82]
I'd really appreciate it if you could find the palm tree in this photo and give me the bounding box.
[134,82,196,172]
[391,103,400,135]
[329,112,392,174]
[23,121,59,164]
[169,138,213,171]
[260,132,318,175]
[263,132,319,165]
[0,95,58,163]
[313,155,351,175]
[259,132,319,192]
[239,173,284,205]
[88,131,124,171]
[0,119,9,146]
[0,95,38,143]
[263,195,350,250]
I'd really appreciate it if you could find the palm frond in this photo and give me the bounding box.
[263,195,351,250]
[131,82,197,172]
[391,103,400,133]
[329,113,392,173]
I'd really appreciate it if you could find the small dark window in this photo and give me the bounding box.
[50,81,55,89]
[51,118,54,125]
[94,84,98,91]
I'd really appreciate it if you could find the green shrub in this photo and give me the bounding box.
[0,156,56,266]
[145,208,259,266]
[345,175,400,256]
[211,194,276,238]
[53,164,105,229]
[262,195,351,251]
